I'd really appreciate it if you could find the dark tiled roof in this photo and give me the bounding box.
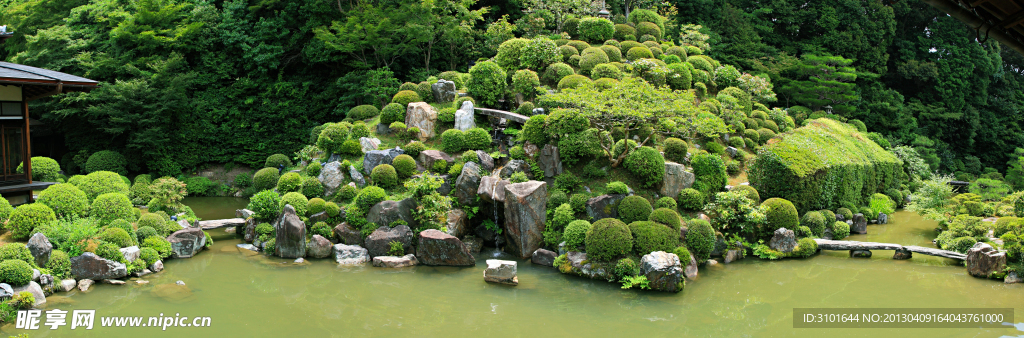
[0,62,97,86]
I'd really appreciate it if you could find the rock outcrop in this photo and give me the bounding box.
[432,79,457,103]
[454,100,476,131]
[454,162,482,206]
[415,229,475,266]
[659,162,694,199]
[585,194,626,221]
[334,244,370,265]
[362,147,405,175]
[318,161,345,196]
[70,253,127,280]
[27,233,52,267]
[419,150,453,171]
[484,260,518,285]
[333,222,363,246]
[306,235,333,259]
[967,242,1006,278]
[503,181,548,259]
[640,251,684,292]
[537,144,563,178]
[367,198,418,229]
[768,228,796,253]
[274,205,307,258]
[406,102,438,140]
[372,254,418,268]
[364,225,414,258]
[167,227,206,258]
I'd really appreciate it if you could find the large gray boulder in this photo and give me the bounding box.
[167,227,206,258]
[454,162,482,206]
[333,222,363,246]
[531,248,557,266]
[318,161,345,196]
[334,244,370,265]
[477,176,510,203]
[27,233,52,267]
[684,253,698,279]
[274,205,307,258]
[967,242,1006,278]
[419,150,453,171]
[416,229,475,266]
[365,225,414,258]
[768,228,796,253]
[503,181,548,259]
[585,194,626,221]
[367,198,419,229]
[306,235,333,259]
[659,162,694,199]
[446,209,469,238]
[70,252,127,280]
[499,160,528,179]
[362,147,405,175]
[454,100,476,131]
[851,213,867,234]
[348,165,366,187]
[432,79,457,103]
[640,251,684,293]
[406,102,438,141]
[538,144,563,178]
[475,150,495,171]
[119,246,141,263]
[484,260,518,285]
[372,254,418,268]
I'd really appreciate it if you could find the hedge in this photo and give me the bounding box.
[749,118,905,213]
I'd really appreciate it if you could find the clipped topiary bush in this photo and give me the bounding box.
[139,247,160,266]
[613,24,635,41]
[380,103,406,125]
[579,48,609,75]
[629,221,678,255]
[762,198,799,239]
[606,181,629,195]
[276,172,303,193]
[613,257,638,279]
[649,208,682,230]
[371,164,398,188]
[730,185,760,204]
[355,186,387,210]
[279,192,309,217]
[265,154,292,168]
[679,188,703,211]
[85,150,127,175]
[136,226,158,244]
[305,162,322,177]
[391,90,422,106]
[47,250,71,278]
[99,227,134,248]
[465,128,492,150]
[348,105,380,120]
[77,171,130,202]
[673,246,691,265]
[252,168,280,192]
[749,119,904,213]
[663,138,687,163]
[618,195,653,224]
[522,114,549,146]
[577,17,614,43]
[143,236,173,258]
[626,47,653,61]
[17,156,60,182]
[801,211,826,237]
[792,237,818,258]
[404,141,426,159]
[392,155,417,178]
[557,74,593,90]
[441,129,466,153]
[468,61,507,108]
[37,183,89,218]
[307,197,327,216]
[8,203,56,240]
[837,207,853,221]
[585,218,633,262]
[543,62,575,87]
[655,197,677,210]
[691,152,727,198]
[91,192,133,226]
[624,146,665,188]
[0,260,33,286]
[590,63,622,80]
[831,221,850,239]
[686,219,715,263]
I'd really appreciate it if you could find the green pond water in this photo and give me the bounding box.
[5,198,1024,337]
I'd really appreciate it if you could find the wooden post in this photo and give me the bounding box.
[22,99,30,184]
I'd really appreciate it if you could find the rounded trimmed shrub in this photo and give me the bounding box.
[0,243,34,266]
[673,246,691,264]
[756,128,776,144]
[441,129,466,153]
[543,62,575,87]
[279,192,309,217]
[649,208,682,230]
[37,183,89,218]
[78,171,130,202]
[801,211,826,237]
[678,188,703,211]
[792,237,818,258]
[9,203,56,240]
[404,141,426,158]
[663,138,688,163]
[626,47,653,61]
[837,207,853,221]
[17,156,60,182]
[276,172,303,193]
[311,221,332,239]
[337,184,358,201]
[371,164,398,188]
[305,162,322,178]
[381,103,406,125]
[247,190,282,221]
[467,61,507,108]
[0,197,12,222]
[47,250,71,278]
[600,45,622,62]
[995,217,1020,237]
[465,128,492,150]
[559,44,579,62]
[606,181,629,195]
[99,227,134,248]
[613,24,635,40]
[142,236,173,258]
[613,257,638,279]
[137,213,163,229]
[339,139,362,156]
[818,209,836,223]
[624,146,665,188]
[730,185,760,203]
[348,105,380,120]
[391,90,421,106]
[325,201,341,217]
[655,197,677,210]
[762,198,799,239]
[585,218,633,262]
[85,150,127,175]
[265,154,292,168]
[0,260,33,286]
[635,22,662,40]
[136,226,158,244]
[590,63,622,80]
[832,221,851,239]
[686,219,715,263]
[618,195,653,224]
[307,197,327,216]
[139,247,160,266]
[511,69,542,97]
[577,17,614,43]
[91,193,133,225]
[579,49,609,75]
[392,155,417,178]
[557,74,593,90]
[355,186,387,210]
[629,221,679,255]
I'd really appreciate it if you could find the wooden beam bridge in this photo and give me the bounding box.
[814,239,967,260]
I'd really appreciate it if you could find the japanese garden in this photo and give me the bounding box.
[0,0,1022,336]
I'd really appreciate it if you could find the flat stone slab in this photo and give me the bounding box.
[474,108,528,124]
[198,218,245,229]
[814,239,966,260]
